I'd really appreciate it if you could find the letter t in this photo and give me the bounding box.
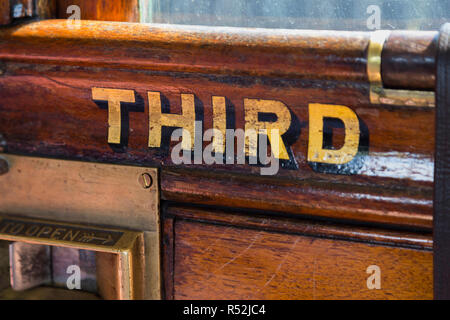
[92,88,136,144]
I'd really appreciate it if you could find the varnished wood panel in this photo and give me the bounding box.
[383,31,437,90]
[161,169,433,228]
[0,21,436,227]
[164,206,433,249]
[0,0,11,25]
[165,209,432,300]
[96,252,121,300]
[57,0,139,22]
[36,0,56,19]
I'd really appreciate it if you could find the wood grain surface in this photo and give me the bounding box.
[0,0,11,25]
[383,31,437,90]
[0,18,439,301]
[56,0,139,22]
[0,20,436,228]
[163,206,433,300]
[36,0,56,19]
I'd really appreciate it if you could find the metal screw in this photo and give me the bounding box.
[138,173,153,189]
[0,158,9,176]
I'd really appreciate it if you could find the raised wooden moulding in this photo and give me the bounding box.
[0,0,11,25]
[0,20,437,229]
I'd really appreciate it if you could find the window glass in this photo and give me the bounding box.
[140,0,449,31]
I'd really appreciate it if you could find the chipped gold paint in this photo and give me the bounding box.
[308,103,360,165]
[244,98,291,160]
[212,96,226,154]
[92,88,135,144]
[92,87,366,168]
[148,92,196,150]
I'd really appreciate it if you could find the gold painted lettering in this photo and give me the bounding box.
[0,222,13,233]
[50,228,67,240]
[244,99,291,160]
[148,92,196,150]
[212,96,226,154]
[25,225,40,237]
[36,226,53,238]
[92,88,136,144]
[308,103,360,164]
[10,223,24,235]
[63,230,80,242]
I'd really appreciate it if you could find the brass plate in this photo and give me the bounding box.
[0,216,144,300]
[0,154,160,299]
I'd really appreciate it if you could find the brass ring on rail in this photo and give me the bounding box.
[367,30,435,108]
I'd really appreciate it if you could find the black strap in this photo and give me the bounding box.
[434,23,450,300]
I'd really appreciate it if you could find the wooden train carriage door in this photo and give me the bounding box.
[0,0,449,300]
